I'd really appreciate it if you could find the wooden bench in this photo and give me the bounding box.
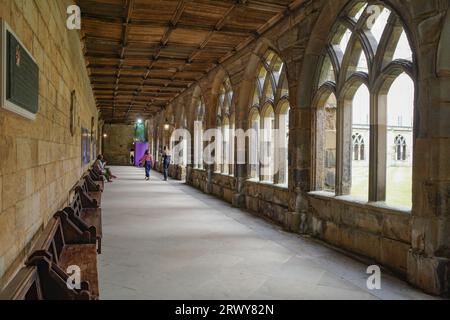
[0,266,43,300]
[64,187,102,254]
[21,212,98,300]
[0,211,98,300]
[88,168,104,190]
[79,175,102,206]
[84,172,103,192]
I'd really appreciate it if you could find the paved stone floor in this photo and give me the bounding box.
[99,166,435,300]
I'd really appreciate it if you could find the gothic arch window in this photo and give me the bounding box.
[194,97,206,169]
[394,135,406,161]
[352,133,365,161]
[261,104,275,182]
[177,109,188,166]
[216,77,234,174]
[313,1,415,209]
[249,108,260,180]
[250,50,290,184]
[277,100,290,185]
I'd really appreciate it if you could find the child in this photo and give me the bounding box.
[139,150,153,181]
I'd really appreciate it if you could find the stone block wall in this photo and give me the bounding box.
[211,174,236,204]
[167,164,186,181]
[307,193,411,274]
[244,181,290,227]
[189,168,208,193]
[0,0,98,288]
[103,124,134,165]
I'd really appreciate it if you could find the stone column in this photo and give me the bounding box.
[281,50,306,233]
[407,6,450,296]
[233,117,247,208]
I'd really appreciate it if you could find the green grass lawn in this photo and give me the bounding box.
[351,166,412,209]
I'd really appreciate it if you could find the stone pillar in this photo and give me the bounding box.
[233,118,247,208]
[283,54,308,233]
[407,7,450,296]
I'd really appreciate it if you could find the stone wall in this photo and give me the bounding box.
[307,193,411,274]
[211,174,236,204]
[103,124,134,166]
[0,0,98,288]
[189,168,208,194]
[244,181,290,227]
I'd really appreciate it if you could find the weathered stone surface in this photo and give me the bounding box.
[381,238,409,274]
[103,124,134,165]
[0,0,98,288]
[118,0,450,296]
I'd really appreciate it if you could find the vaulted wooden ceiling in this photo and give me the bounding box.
[79,0,303,124]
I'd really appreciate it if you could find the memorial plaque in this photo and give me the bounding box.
[1,21,39,120]
[81,127,91,165]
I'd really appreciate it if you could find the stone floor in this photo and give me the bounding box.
[99,166,435,300]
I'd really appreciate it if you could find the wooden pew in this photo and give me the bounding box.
[0,266,43,300]
[84,172,103,192]
[25,212,99,300]
[88,168,104,191]
[64,187,102,254]
[79,175,102,206]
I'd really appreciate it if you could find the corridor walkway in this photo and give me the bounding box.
[99,166,433,300]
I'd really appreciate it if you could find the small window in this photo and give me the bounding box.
[352,133,365,161]
[394,135,407,161]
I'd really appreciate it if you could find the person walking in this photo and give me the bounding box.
[139,150,153,181]
[162,146,171,181]
[130,149,135,166]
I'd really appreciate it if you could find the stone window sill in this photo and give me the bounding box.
[307,191,411,215]
[245,180,289,191]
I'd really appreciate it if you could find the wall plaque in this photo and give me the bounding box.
[81,127,91,165]
[70,91,77,136]
[1,20,39,120]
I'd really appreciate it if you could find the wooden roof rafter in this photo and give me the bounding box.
[78,0,303,123]
[112,0,134,120]
[124,0,188,121]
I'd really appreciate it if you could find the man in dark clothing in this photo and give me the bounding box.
[162,146,171,181]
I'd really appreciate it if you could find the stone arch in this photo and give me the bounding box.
[239,39,284,126]
[208,66,233,127]
[189,85,206,126]
[238,39,278,118]
[298,0,419,109]
[437,8,450,77]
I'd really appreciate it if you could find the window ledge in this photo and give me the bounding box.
[245,180,289,191]
[307,191,411,215]
[335,194,368,204]
[366,201,411,215]
[308,191,336,199]
[218,173,235,178]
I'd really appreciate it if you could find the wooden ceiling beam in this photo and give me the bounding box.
[81,15,253,35]
[79,0,302,124]
[169,2,240,104]
[124,0,188,121]
[244,1,287,12]
[112,0,134,119]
